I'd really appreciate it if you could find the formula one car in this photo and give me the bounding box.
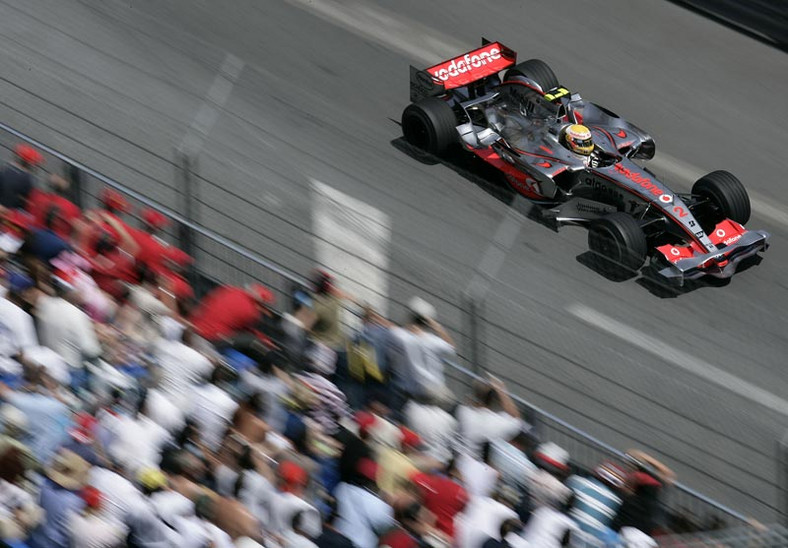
[401,40,770,284]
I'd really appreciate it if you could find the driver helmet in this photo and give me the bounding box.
[563,124,594,156]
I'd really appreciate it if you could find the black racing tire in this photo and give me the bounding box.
[588,212,648,279]
[692,170,751,225]
[503,59,559,92]
[401,97,457,155]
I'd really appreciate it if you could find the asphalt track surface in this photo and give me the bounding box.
[1,0,787,521]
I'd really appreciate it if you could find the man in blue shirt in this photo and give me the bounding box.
[27,449,89,548]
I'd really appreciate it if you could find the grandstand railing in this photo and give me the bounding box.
[2,121,782,542]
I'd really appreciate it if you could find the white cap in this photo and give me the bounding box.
[408,296,436,321]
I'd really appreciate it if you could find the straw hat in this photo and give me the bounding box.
[46,450,90,490]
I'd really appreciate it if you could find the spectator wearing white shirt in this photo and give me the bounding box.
[153,327,213,410]
[388,297,455,406]
[107,391,172,476]
[0,272,39,380]
[334,459,394,548]
[188,365,239,452]
[269,461,322,540]
[403,390,458,465]
[456,377,524,458]
[36,272,101,374]
[455,484,520,548]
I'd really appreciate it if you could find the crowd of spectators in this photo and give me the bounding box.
[0,143,680,547]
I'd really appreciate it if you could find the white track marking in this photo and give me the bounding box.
[179,53,245,156]
[283,0,463,65]
[311,179,391,316]
[568,303,788,417]
[647,152,788,228]
[465,197,525,301]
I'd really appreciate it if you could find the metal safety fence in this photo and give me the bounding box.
[1,121,784,544]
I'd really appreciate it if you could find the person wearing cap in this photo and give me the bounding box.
[123,467,177,548]
[68,486,126,548]
[566,460,627,545]
[189,283,276,344]
[529,442,572,510]
[0,144,43,211]
[28,449,90,548]
[269,461,322,541]
[0,271,39,384]
[388,297,456,410]
[411,460,468,541]
[612,450,674,536]
[36,268,101,376]
[334,458,394,548]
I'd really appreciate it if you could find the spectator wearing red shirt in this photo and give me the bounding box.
[26,175,81,239]
[411,462,468,540]
[79,211,140,297]
[189,283,275,343]
[85,188,131,247]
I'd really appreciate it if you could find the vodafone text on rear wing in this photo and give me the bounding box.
[410,39,516,102]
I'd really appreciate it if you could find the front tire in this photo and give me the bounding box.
[401,97,457,155]
[503,59,559,92]
[691,170,750,225]
[588,213,648,279]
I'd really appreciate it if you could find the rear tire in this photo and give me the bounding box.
[692,170,750,225]
[588,213,648,279]
[503,59,559,92]
[401,97,457,155]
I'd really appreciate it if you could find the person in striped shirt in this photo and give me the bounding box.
[566,460,628,545]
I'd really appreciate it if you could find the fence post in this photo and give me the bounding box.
[779,430,788,527]
[175,150,197,260]
[466,295,485,374]
[67,164,84,209]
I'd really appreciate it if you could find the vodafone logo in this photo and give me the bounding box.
[716,228,726,238]
[670,248,680,256]
[659,194,673,203]
[431,47,502,81]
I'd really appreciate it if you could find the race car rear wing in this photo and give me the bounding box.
[410,39,517,102]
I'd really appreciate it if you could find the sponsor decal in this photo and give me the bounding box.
[426,43,514,90]
[716,228,726,238]
[659,194,673,203]
[723,234,742,245]
[671,248,680,256]
[584,175,624,203]
[613,163,663,197]
[616,129,627,138]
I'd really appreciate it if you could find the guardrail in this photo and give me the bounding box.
[0,121,772,538]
